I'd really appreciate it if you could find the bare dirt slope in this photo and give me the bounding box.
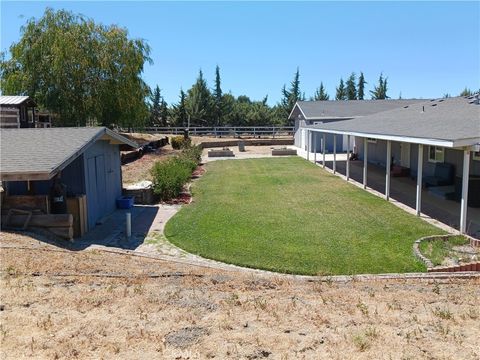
[1,232,479,359]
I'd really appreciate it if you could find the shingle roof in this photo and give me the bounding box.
[0,95,36,106]
[306,97,480,147]
[291,99,427,120]
[0,127,137,180]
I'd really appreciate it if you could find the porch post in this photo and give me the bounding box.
[363,138,368,189]
[333,135,337,173]
[385,140,391,200]
[346,135,350,181]
[307,130,310,161]
[313,132,317,164]
[460,150,470,233]
[322,133,326,168]
[416,144,423,216]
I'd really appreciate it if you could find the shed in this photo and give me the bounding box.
[0,95,37,128]
[0,127,137,236]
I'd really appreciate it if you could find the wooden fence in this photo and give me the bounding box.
[141,126,295,138]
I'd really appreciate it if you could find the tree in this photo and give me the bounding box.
[212,65,223,126]
[357,72,366,100]
[370,73,389,99]
[148,85,162,127]
[185,70,213,126]
[281,68,304,124]
[345,73,357,100]
[312,82,329,100]
[171,89,188,126]
[335,78,346,100]
[459,87,473,97]
[0,8,151,128]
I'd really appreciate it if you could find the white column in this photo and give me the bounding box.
[416,144,423,216]
[346,135,350,181]
[333,135,337,173]
[363,138,368,189]
[322,133,326,168]
[460,150,470,233]
[313,132,317,164]
[307,130,310,160]
[385,140,391,200]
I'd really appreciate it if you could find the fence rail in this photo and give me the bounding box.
[142,126,295,138]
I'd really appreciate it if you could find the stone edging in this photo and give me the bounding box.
[413,234,480,272]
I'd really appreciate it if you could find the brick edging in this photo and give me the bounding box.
[413,234,480,272]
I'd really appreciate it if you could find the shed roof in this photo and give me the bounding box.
[290,99,426,120]
[0,127,137,181]
[305,97,480,148]
[0,95,36,107]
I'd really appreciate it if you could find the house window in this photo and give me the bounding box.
[473,151,480,161]
[428,146,445,163]
[367,138,377,144]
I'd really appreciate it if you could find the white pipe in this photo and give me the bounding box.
[333,135,337,173]
[460,150,470,233]
[313,133,317,164]
[363,138,368,189]
[416,145,423,216]
[322,133,326,168]
[126,212,132,238]
[346,135,350,181]
[307,130,310,161]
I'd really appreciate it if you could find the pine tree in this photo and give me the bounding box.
[459,87,473,97]
[370,73,389,99]
[345,73,357,100]
[357,72,366,100]
[212,65,223,126]
[185,69,212,126]
[148,85,162,126]
[335,78,346,100]
[280,68,304,124]
[172,89,188,126]
[312,82,329,100]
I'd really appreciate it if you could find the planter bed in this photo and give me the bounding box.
[208,149,235,157]
[272,148,297,156]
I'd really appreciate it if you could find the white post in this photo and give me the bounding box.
[385,140,391,200]
[126,212,132,238]
[460,150,470,233]
[322,133,326,168]
[313,132,317,164]
[307,130,310,161]
[416,144,423,216]
[346,135,350,181]
[333,135,337,173]
[363,138,368,189]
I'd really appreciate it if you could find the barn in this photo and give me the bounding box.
[0,127,137,237]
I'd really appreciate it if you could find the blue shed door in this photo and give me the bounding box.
[86,155,107,229]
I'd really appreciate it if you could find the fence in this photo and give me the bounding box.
[142,126,295,138]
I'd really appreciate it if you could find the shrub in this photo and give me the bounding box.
[151,159,191,200]
[171,136,191,150]
[181,144,202,164]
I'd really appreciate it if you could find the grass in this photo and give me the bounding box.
[165,157,444,275]
[419,235,470,266]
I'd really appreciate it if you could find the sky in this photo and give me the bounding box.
[1,1,479,106]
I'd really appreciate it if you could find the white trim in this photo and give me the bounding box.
[416,145,424,216]
[288,102,308,121]
[386,140,391,201]
[304,127,479,148]
[460,150,470,233]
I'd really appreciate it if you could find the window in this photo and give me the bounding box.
[367,138,377,144]
[428,146,445,163]
[473,151,480,161]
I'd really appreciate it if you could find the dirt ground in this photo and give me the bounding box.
[1,232,479,359]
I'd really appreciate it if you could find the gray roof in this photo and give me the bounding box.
[0,127,137,181]
[290,99,427,120]
[306,97,480,147]
[0,95,36,106]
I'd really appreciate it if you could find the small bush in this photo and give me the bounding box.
[181,144,202,164]
[151,159,191,200]
[171,136,191,150]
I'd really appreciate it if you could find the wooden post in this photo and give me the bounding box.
[363,138,368,189]
[386,140,391,200]
[322,133,326,168]
[333,135,337,174]
[416,144,423,216]
[460,150,470,233]
[346,135,350,181]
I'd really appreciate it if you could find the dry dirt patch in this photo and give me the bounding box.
[1,232,479,359]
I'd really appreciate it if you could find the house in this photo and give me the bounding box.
[299,96,480,236]
[290,99,426,152]
[0,127,137,236]
[0,95,37,128]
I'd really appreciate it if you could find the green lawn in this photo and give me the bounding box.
[165,157,444,275]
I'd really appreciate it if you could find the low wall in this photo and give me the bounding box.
[199,138,293,149]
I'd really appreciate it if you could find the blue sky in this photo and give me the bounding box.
[1,1,479,105]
